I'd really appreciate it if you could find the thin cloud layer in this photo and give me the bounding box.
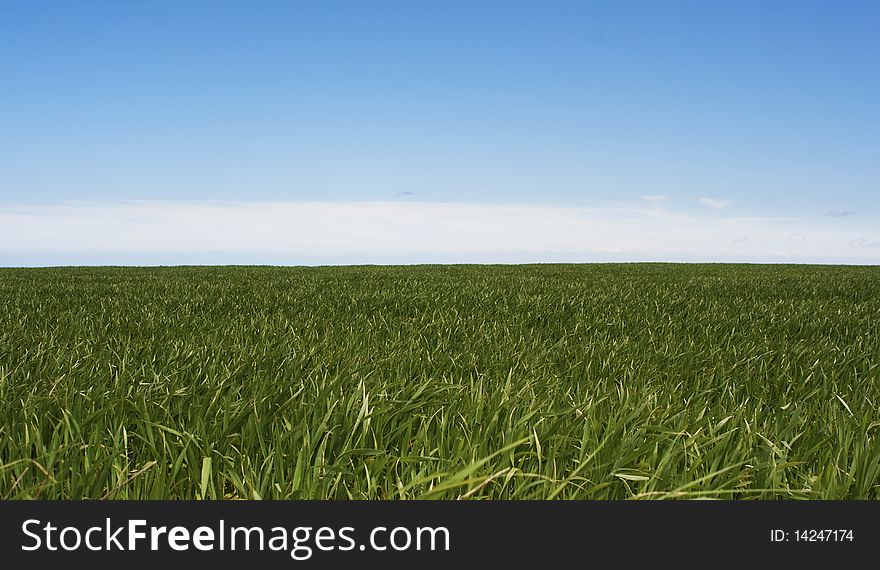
[1,200,879,265]
[850,238,880,248]
[698,197,732,210]
[640,194,667,204]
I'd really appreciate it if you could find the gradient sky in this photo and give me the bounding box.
[2,1,878,265]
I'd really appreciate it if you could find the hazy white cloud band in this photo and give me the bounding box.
[1,201,878,265]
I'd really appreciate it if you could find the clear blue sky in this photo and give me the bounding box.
[1,1,878,264]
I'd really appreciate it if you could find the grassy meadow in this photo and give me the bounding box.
[1,264,878,499]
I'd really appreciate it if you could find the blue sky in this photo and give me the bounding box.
[2,1,878,264]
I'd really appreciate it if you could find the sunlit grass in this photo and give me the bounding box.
[1,264,878,499]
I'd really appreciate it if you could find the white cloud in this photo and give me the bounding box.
[698,197,732,210]
[851,238,880,248]
[1,200,879,265]
[786,233,806,242]
[640,194,667,204]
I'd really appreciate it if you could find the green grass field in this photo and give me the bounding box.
[1,264,878,499]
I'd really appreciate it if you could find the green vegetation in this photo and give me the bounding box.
[1,264,878,499]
